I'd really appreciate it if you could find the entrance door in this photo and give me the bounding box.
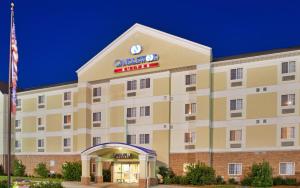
[113,163,139,183]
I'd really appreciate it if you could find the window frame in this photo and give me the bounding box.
[139,134,150,144]
[140,106,150,117]
[184,132,196,144]
[37,116,45,132]
[37,138,45,152]
[279,162,295,176]
[63,137,72,152]
[228,163,242,176]
[127,107,137,118]
[63,114,72,129]
[63,91,72,106]
[140,78,150,89]
[127,80,137,91]
[15,119,21,132]
[185,74,196,86]
[185,103,197,115]
[127,134,136,145]
[92,136,101,146]
[15,139,21,152]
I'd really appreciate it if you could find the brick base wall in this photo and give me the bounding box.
[14,155,81,175]
[170,152,209,175]
[170,151,300,181]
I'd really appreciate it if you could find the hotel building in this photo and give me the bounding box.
[1,24,300,187]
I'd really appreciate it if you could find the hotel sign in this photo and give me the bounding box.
[113,153,134,159]
[114,45,160,73]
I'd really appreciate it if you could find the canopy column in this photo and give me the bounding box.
[95,156,103,184]
[81,155,91,185]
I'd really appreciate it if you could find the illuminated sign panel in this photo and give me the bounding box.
[114,45,160,73]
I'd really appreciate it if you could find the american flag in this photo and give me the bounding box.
[11,20,18,114]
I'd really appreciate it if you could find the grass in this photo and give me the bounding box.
[0,175,63,182]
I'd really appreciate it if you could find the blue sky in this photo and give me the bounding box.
[0,0,300,88]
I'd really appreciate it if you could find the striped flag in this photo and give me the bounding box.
[11,19,18,114]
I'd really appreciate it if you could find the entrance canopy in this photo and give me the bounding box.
[81,142,156,157]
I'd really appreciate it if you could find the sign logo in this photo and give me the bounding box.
[113,153,134,159]
[130,44,142,55]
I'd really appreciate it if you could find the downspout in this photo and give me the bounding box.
[208,52,213,167]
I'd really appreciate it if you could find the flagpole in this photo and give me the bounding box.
[7,2,14,188]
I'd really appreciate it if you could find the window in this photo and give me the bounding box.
[282,61,296,74]
[127,80,137,91]
[230,99,243,111]
[185,74,196,85]
[230,68,243,80]
[281,127,295,140]
[127,135,136,144]
[38,95,45,108]
[127,107,136,118]
[15,119,21,132]
[184,132,195,144]
[63,138,71,152]
[229,129,242,142]
[16,99,21,110]
[64,92,72,106]
[93,87,101,97]
[279,162,295,175]
[63,114,71,129]
[92,112,101,127]
[281,94,295,107]
[37,139,45,152]
[140,106,150,117]
[140,78,150,89]
[139,134,150,144]
[15,140,21,152]
[185,103,196,115]
[37,117,45,131]
[228,163,242,176]
[92,137,101,146]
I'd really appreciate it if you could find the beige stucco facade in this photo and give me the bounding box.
[3,24,300,181]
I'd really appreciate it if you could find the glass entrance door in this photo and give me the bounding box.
[113,163,139,183]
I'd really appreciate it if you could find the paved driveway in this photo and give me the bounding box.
[62,182,139,188]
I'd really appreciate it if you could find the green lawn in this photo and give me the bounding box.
[0,175,63,182]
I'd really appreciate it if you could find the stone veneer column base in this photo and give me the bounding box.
[139,179,147,188]
[149,178,158,186]
[96,176,103,184]
[81,176,90,185]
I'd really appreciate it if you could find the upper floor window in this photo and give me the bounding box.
[229,99,243,118]
[64,92,72,106]
[140,106,150,117]
[282,61,296,74]
[230,68,243,80]
[92,137,101,146]
[281,127,295,140]
[92,112,101,127]
[127,80,137,91]
[38,95,45,109]
[63,114,71,129]
[63,137,71,152]
[229,129,242,142]
[15,119,21,132]
[185,103,196,115]
[279,162,295,175]
[37,117,45,131]
[228,163,242,176]
[185,74,196,85]
[15,140,21,152]
[127,135,136,145]
[184,132,195,144]
[281,94,295,107]
[139,134,150,144]
[16,99,21,111]
[37,138,45,152]
[92,87,101,102]
[140,78,150,89]
[127,107,136,118]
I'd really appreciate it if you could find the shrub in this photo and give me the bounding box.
[285,178,297,185]
[241,176,252,186]
[0,165,4,176]
[103,169,111,182]
[228,178,238,185]
[0,180,8,188]
[273,176,284,185]
[185,162,216,185]
[216,175,226,185]
[158,166,175,184]
[13,160,26,177]
[29,181,63,188]
[61,161,81,181]
[251,161,273,187]
[170,176,180,184]
[34,163,49,178]
[179,176,189,185]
